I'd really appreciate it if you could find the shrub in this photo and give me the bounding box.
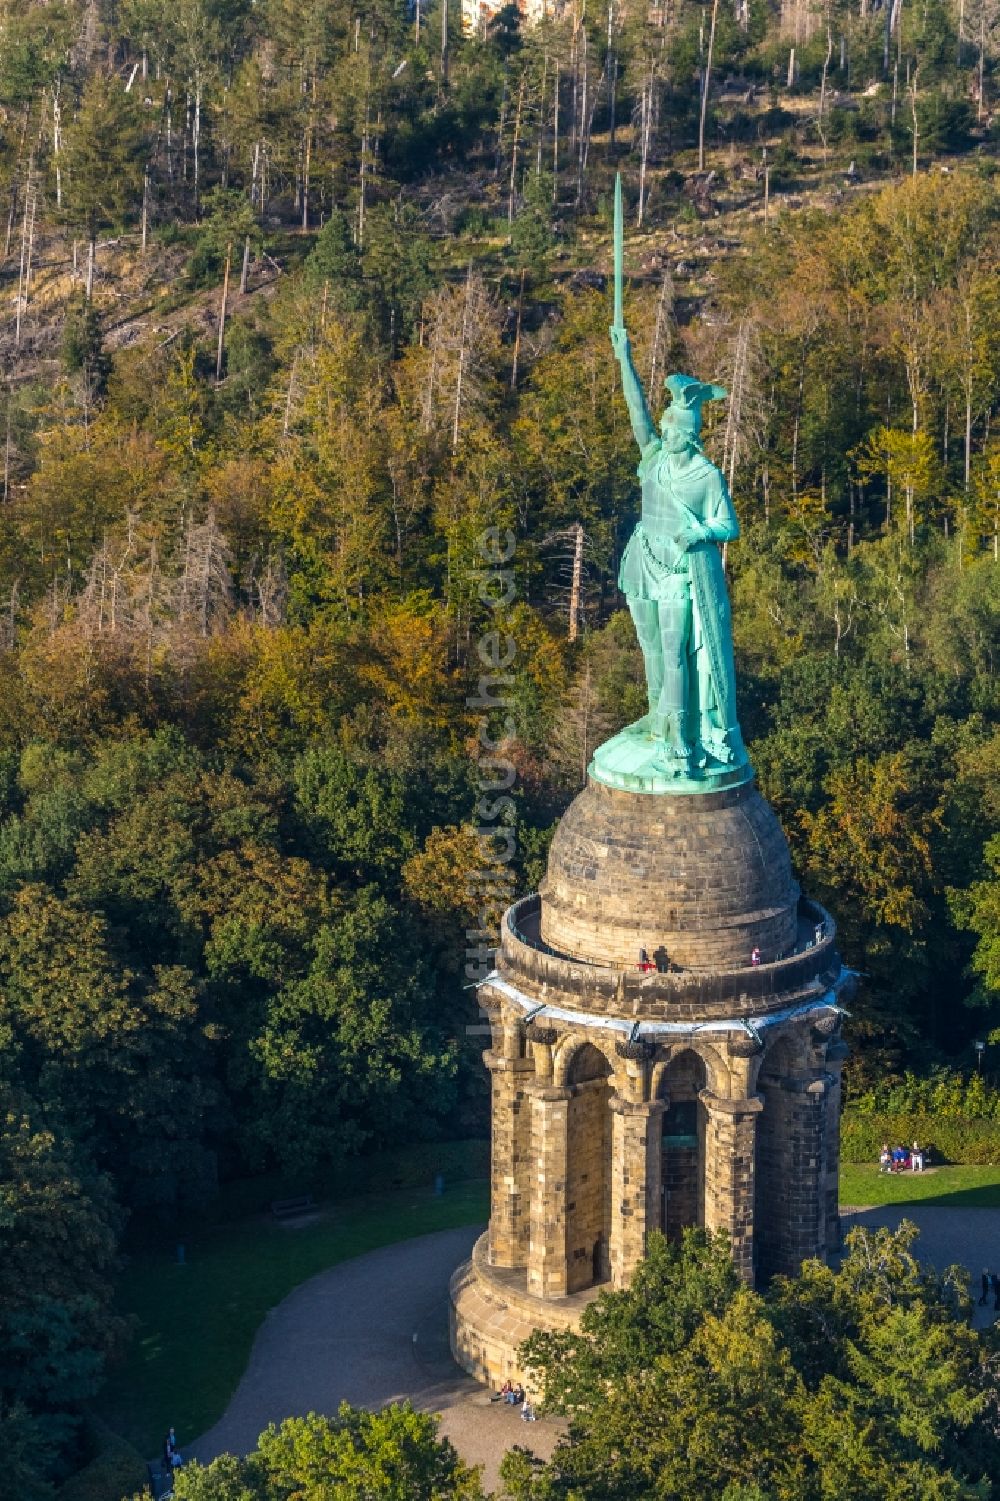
[849,1067,1000,1121]
[841,1111,1000,1164]
[58,1431,147,1501]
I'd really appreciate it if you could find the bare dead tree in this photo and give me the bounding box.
[173,509,234,637]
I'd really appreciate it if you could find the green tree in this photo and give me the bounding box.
[60,76,147,298]
[0,1085,124,1497]
[508,1223,996,1501]
[173,1404,486,1500]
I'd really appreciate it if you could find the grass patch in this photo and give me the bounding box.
[98,1178,488,1457]
[840,1163,1000,1208]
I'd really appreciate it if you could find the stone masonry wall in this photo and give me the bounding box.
[566,1077,611,1292]
[756,1072,829,1281]
[540,777,799,971]
[487,1053,534,1268]
[702,1092,761,1281]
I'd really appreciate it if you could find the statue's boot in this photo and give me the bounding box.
[651,697,692,775]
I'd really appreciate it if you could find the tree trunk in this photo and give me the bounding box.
[818,28,833,155]
[576,20,588,202]
[86,236,96,300]
[452,266,474,454]
[216,242,232,383]
[52,86,62,209]
[4,175,17,261]
[302,125,312,229]
[511,265,526,389]
[606,0,617,149]
[698,0,719,172]
[193,78,202,214]
[649,268,673,393]
[15,175,31,348]
[552,60,560,198]
[508,75,525,223]
[568,522,584,642]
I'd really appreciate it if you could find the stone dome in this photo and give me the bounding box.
[538,777,800,971]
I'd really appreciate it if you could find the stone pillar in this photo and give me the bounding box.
[526,1082,572,1299]
[486,1051,535,1268]
[609,1096,665,1289]
[756,1073,830,1279]
[824,1041,848,1255]
[701,1090,762,1282]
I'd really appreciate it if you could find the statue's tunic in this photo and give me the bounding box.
[619,441,742,759]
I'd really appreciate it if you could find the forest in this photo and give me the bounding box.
[0,0,998,1492]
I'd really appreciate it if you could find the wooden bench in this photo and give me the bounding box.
[270,1194,316,1220]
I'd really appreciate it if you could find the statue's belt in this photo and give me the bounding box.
[638,527,691,577]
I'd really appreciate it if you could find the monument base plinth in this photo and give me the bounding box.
[589,718,753,795]
[449,1234,597,1390]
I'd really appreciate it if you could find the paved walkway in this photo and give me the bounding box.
[188,1206,1000,1492]
[189,1224,560,1493]
[841,1205,1000,1328]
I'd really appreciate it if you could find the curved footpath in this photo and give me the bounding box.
[841,1204,1000,1328]
[189,1224,560,1493]
[188,1207,1000,1491]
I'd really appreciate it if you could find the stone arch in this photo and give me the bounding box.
[652,1038,726,1100]
[761,1029,807,1077]
[553,1032,618,1088]
[657,1049,708,1241]
[565,1042,613,1292]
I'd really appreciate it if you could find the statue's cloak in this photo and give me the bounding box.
[619,446,744,758]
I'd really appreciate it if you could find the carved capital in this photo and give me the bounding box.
[727,1028,763,1058]
[615,1036,657,1062]
[699,1088,764,1116]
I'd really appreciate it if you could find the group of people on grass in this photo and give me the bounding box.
[878,1142,927,1173]
[494,1381,536,1421]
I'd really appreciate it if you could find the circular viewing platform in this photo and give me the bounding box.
[499,891,840,1023]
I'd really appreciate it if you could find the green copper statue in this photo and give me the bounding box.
[590,175,751,795]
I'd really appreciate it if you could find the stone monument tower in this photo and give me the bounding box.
[449,179,853,1389]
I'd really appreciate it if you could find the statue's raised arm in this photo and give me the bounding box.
[610,327,656,451]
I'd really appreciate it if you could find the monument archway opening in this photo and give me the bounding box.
[566,1042,613,1292]
[659,1050,707,1241]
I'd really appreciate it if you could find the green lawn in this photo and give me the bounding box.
[98,1162,1000,1460]
[840,1163,1000,1208]
[97,1179,489,1457]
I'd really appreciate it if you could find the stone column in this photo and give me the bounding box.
[700,1090,762,1282]
[609,1096,665,1289]
[486,1051,535,1268]
[824,1042,848,1255]
[757,1073,831,1279]
[526,1082,573,1299]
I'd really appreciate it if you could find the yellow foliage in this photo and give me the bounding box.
[800,752,939,933]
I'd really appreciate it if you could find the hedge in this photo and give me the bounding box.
[841,1112,1000,1165]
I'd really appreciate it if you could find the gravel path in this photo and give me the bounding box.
[188,1223,560,1493]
